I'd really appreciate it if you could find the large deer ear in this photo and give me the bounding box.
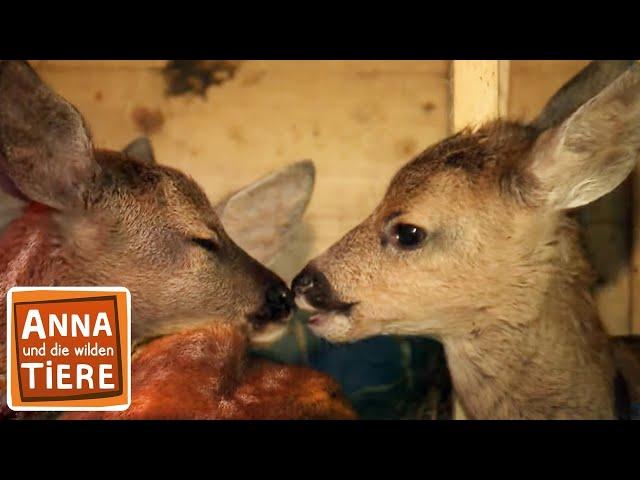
[528,61,640,210]
[0,60,99,210]
[123,137,156,164]
[216,160,315,265]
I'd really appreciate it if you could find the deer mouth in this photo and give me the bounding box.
[291,265,357,327]
[294,295,356,326]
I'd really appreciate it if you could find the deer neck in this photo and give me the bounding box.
[444,217,617,419]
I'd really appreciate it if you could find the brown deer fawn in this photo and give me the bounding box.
[293,60,640,419]
[0,60,354,420]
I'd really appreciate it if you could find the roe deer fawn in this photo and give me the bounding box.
[0,60,354,419]
[293,60,640,419]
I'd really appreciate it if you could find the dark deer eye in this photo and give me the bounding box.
[192,237,218,253]
[391,224,427,250]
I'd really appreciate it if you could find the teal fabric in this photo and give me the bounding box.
[252,312,452,419]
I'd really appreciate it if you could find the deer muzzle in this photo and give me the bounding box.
[247,278,294,326]
[292,265,355,317]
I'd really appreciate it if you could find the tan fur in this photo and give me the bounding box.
[295,62,640,419]
[74,150,284,341]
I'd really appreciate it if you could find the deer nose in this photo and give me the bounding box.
[265,282,294,317]
[293,265,349,312]
[292,268,316,296]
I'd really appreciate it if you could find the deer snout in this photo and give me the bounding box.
[292,265,354,313]
[292,267,318,296]
[265,281,294,319]
[248,277,294,327]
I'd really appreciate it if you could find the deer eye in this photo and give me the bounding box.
[391,223,427,250]
[192,237,219,253]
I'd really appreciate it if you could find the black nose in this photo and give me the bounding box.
[293,266,355,313]
[265,282,294,318]
[292,265,334,308]
[292,268,317,296]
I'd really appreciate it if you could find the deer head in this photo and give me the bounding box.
[0,60,315,345]
[293,60,640,344]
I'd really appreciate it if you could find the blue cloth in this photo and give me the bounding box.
[252,312,451,419]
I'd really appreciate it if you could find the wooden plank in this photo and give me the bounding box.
[28,60,449,75]
[28,60,168,69]
[450,60,510,419]
[452,60,509,131]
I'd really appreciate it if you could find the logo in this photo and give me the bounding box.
[6,287,131,411]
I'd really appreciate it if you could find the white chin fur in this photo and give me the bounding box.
[308,312,353,342]
[295,295,317,312]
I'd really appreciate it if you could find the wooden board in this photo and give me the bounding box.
[452,60,509,130]
[451,60,511,419]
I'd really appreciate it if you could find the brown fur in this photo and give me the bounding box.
[294,61,640,419]
[0,61,348,420]
[386,122,540,207]
[294,104,640,418]
[61,325,355,420]
[299,122,619,418]
[0,154,349,419]
[0,150,307,418]
[0,151,284,344]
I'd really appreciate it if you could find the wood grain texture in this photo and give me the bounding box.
[452,60,509,131]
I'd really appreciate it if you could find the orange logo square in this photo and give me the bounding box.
[7,287,131,411]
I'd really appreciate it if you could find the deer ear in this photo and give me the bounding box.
[123,136,156,164]
[0,60,99,210]
[216,160,315,265]
[528,62,640,210]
